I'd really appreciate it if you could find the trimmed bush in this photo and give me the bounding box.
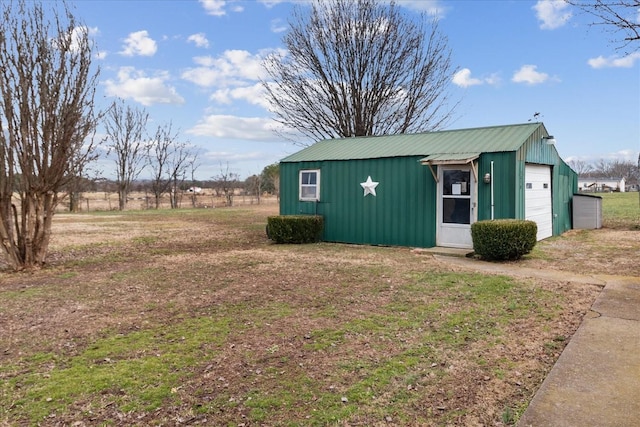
[266,215,324,244]
[471,219,537,261]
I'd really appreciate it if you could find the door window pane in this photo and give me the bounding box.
[442,198,471,224]
[443,170,471,195]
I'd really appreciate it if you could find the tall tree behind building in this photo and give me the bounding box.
[262,0,458,144]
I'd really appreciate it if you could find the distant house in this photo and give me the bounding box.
[578,177,626,193]
[279,123,577,249]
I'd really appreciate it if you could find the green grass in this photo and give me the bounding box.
[600,192,640,229]
[3,315,232,422]
[1,269,558,425]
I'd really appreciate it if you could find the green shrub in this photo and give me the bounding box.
[471,219,537,261]
[266,215,324,244]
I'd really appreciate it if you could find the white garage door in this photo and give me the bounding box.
[525,164,552,240]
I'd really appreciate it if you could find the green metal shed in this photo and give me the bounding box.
[279,123,577,249]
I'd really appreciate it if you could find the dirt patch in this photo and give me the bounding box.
[0,205,624,426]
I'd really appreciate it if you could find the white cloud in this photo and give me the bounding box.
[182,50,267,88]
[120,30,157,57]
[512,65,550,85]
[104,67,185,106]
[452,68,483,88]
[210,83,270,109]
[204,150,265,162]
[567,149,639,164]
[258,0,286,7]
[588,52,640,68]
[452,68,501,88]
[396,0,447,17]
[187,33,210,48]
[95,51,108,60]
[270,18,287,33]
[199,0,244,16]
[199,0,225,16]
[187,115,282,141]
[71,26,99,52]
[484,73,501,86]
[52,26,98,53]
[533,0,572,30]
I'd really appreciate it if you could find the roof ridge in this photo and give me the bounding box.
[333,122,541,142]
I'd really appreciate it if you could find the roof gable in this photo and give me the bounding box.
[281,123,545,163]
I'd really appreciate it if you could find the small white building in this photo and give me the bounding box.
[578,177,626,193]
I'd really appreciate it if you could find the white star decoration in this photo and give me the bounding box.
[360,176,379,197]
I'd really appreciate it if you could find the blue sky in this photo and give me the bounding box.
[72,0,640,180]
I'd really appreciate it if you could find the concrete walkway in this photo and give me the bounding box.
[427,253,640,427]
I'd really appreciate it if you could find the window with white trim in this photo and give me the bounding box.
[299,169,320,201]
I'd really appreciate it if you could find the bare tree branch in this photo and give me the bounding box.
[214,162,239,207]
[0,0,100,270]
[103,98,149,210]
[262,0,458,144]
[147,121,198,209]
[149,122,177,209]
[566,0,640,53]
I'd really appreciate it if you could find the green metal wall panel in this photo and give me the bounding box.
[280,157,437,247]
[552,161,578,235]
[477,153,517,221]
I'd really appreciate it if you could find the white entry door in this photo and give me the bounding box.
[437,166,475,248]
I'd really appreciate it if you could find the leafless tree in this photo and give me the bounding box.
[607,160,638,182]
[262,0,458,144]
[566,0,640,53]
[0,0,100,270]
[167,141,193,209]
[148,121,198,209]
[103,98,149,210]
[568,159,594,176]
[188,157,201,208]
[590,158,638,183]
[214,162,239,207]
[245,175,262,204]
[148,122,177,209]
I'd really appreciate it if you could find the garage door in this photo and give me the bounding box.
[525,164,552,240]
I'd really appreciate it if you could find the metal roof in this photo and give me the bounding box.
[281,123,544,162]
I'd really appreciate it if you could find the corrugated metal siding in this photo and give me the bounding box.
[553,161,578,235]
[280,157,437,247]
[477,152,517,221]
[282,123,542,162]
[518,125,558,165]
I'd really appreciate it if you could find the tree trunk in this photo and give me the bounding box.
[118,188,127,210]
[69,191,79,212]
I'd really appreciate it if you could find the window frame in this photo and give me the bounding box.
[299,169,320,201]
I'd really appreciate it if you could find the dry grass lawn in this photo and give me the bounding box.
[1,202,637,426]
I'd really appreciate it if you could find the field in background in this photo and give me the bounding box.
[55,191,278,212]
[598,191,640,229]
